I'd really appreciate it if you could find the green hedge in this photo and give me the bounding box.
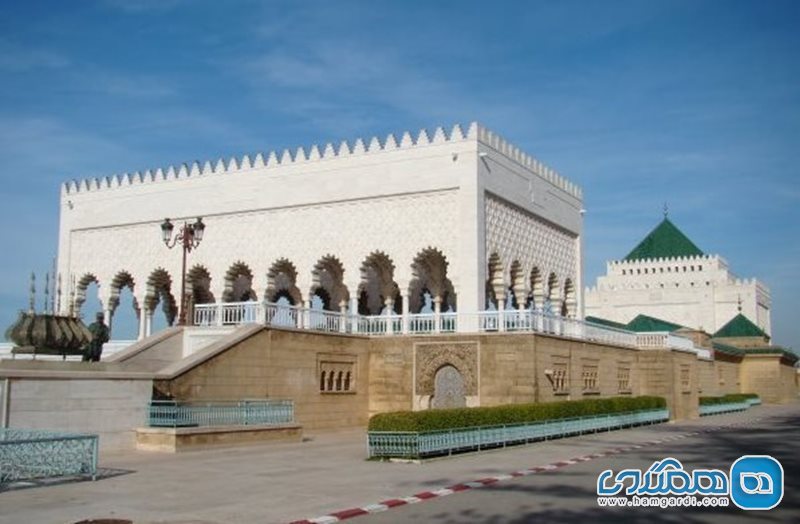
[368,396,667,432]
[699,393,759,406]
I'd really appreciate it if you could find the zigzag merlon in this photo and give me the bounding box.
[609,254,715,267]
[61,122,582,199]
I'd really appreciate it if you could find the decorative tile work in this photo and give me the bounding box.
[485,196,576,291]
[414,342,478,397]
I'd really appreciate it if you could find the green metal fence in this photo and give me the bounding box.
[698,401,750,417]
[0,429,98,486]
[147,399,294,428]
[368,408,670,459]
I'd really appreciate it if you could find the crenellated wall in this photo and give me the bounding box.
[61,123,581,201]
[586,252,771,334]
[57,122,584,335]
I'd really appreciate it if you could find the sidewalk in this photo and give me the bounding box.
[1,403,796,524]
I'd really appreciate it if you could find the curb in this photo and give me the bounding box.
[288,418,759,524]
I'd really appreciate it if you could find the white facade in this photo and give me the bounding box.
[585,253,771,335]
[56,123,583,337]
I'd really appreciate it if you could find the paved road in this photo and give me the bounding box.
[359,408,799,524]
[1,404,796,524]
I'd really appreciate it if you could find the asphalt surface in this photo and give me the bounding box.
[358,408,798,524]
[1,403,796,523]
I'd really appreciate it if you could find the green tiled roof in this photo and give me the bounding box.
[624,218,704,261]
[626,314,686,333]
[712,342,798,364]
[711,341,745,357]
[713,313,770,341]
[584,314,686,333]
[585,316,628,330]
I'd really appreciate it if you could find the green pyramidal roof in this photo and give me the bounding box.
[714,313,770,341]
[624,218,704,261]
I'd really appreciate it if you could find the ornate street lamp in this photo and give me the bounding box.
[161,217,205,325]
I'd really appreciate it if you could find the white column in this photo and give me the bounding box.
[497,293,506,332]
[137,309,147,340]
[302,299,311,330]
[433,296,442,334]
[401,291,410,334]
[339,299,348,333]
[349,296,359,334]
[260,299,268,325]
[516,300,526,330]
[145,310,153,337]
[384,297,394,335]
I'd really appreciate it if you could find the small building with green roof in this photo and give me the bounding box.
[585,214,771,337]
[713,312,770,347]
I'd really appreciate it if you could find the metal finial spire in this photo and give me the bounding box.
[51,257,57,314]
[737,295,742,312]
[29,272,36,313]
[663,202,668,218]
[44,272,50,314]
[57,273,62,313]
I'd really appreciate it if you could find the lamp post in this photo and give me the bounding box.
[161,217,205,326]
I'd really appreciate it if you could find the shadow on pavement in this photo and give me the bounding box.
[396,412,798,524]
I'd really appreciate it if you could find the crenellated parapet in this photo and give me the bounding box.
[60,122,582,199]
[609,254,715,269]
[475,126,581,199]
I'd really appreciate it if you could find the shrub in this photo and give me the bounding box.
[368,396,667,432]
[699,393,759,406]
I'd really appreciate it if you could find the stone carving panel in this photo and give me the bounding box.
[65,190,459,309]
[485,195,576,285]
[415,342,478,396]
[431,365,467,409]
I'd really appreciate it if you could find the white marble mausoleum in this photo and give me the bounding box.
[57,123,584,338]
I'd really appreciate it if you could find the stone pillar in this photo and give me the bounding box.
[513,282,528,329]
[401,290,410,334]
[349,296,359,334]
[433,295,442,334]
[137,309,147,340]
[496,291,506,332]
[339,299,348,333]
[145,310,153,337]
[302,299,311,330]
[216,301,224,327]
[384,297,395,334]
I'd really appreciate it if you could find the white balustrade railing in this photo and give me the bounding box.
[636,332,671,349]
[191,302,707,357]
[265,302,302,329]
[408,313,436,334]
[635,332,695,351]
[666,334,696,351]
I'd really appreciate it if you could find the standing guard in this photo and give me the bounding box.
[83,312,110,362]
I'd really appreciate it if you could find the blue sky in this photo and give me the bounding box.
[0,0,798,345]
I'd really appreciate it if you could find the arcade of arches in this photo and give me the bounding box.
[73,249,576,339]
